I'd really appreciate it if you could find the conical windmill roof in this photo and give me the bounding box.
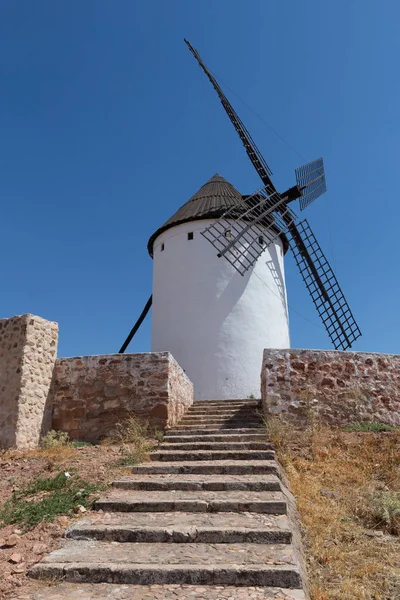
[148,174,245,256]
[147,173,288,256]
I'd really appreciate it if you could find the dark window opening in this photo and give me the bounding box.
[161,243,165,252]
[224,229,232,240]
[188,232,194,240]
[258,235,265,246]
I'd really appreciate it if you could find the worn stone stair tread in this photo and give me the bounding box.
[190,398,260,403]
[149,450,275,462]
[94,491,286,514]
[165,428,265,436]
[112,473,281,491]
[30,541,301,587]
[186,408,260,414]
[37,539,296,564]
[181,410,262,424]
[182,410,260,415]
[131,460,279,475]
[177,423,264,429]
[183,413,261,419]
[29,582,306,600]
[188,407,260,411]
[179,419,263,425]
[169,419,265,433]
[182,410,261,415]
[161,442,273,451]
[164,433,268,443]
[66,512,292,543]
[187,405,260,411]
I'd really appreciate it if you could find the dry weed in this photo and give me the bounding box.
[369,492,400,535]
[40,430,69,449]
[266,415,400,599]
[1,444,75,466]
[104,414,156,465]
[35,444,76,464]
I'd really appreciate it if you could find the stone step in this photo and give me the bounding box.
[112,474,282,492]
[164,433,268,443]
[29,541,301,588]
[149,450,275,462]
[132,460,279,475]
[24,582,307,600]
[192,399,260,405]
[94,491,286,514]
[180,417,263,424]
[159,442,274,451]
[66,512,292,544]
[186,408,260,415]
[188,403,259,410]
[165,427,265,437]
[184,412,260,420]
[178,421,262,428]
[170,423,264,431]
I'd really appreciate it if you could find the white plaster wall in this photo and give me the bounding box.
[151,219,290,400]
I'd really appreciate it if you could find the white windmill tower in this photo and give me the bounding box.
[148,173,290,400]
[119,41,361,401]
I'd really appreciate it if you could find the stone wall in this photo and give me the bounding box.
[51,352,193,442]
[0,315,58,449]
[262,348,400,427]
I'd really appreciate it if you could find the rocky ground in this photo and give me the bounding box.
[0,444,131,600]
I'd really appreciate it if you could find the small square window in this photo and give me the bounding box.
[161,243,165,252]
[188,232,194,240]
[258,235,264,246]
[224,229,232,240]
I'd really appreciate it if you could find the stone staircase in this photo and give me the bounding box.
[29,399,307,599]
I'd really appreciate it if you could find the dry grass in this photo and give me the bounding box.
[265,416,400,600]
[104,414,160,465]
[1,444,76,468]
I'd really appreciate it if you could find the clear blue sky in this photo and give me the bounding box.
[1,0,399,358]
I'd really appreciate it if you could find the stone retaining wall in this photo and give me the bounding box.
[51,352,194,442]
[0,314,58,449]
[261,348,400,427]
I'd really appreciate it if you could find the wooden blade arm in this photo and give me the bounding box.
[185,39,275,190]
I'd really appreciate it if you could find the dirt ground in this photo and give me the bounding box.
[0,444,132,600]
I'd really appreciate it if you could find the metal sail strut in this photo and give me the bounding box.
[119,295,153,353]
[288,221,361,350]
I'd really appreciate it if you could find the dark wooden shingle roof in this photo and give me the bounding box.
[148,174,244,255]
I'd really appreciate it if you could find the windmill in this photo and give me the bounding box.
[183,39,361,352]
[119,41,361,400]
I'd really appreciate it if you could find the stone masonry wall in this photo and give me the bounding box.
[262,348,400,427]
[0,315,58,449]
[51,352,193,442]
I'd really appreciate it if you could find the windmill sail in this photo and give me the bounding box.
[288,220,361,350]
[296,158,327,211]
[201,186,297,276]
[186,39,361,350]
